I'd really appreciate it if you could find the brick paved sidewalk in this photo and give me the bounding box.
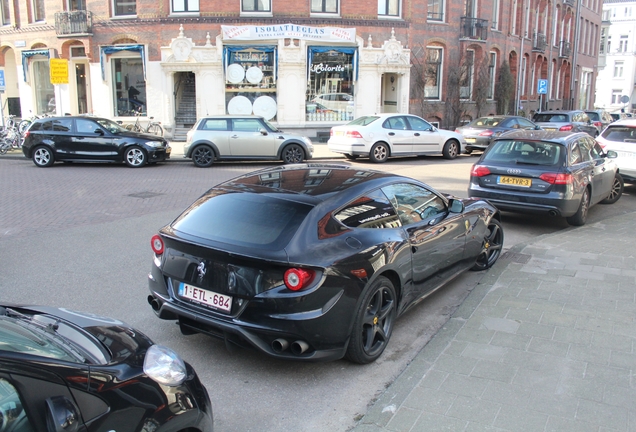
[354,212,636,432]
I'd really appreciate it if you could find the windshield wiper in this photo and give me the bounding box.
[515,160,544,165]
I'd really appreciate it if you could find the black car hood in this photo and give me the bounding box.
[4,305,153,365]
[115,130,165,142]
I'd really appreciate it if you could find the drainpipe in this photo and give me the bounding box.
[569,0,582,110]
[515,0,528,115]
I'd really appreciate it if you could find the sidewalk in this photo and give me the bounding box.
[353,212,636,432]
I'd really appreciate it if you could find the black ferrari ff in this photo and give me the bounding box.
[0,304,213,431]
[147,164,503,364]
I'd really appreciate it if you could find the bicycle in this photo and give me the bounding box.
[18,112,51,135]
[0,123,22,154]
[125,111,163,137]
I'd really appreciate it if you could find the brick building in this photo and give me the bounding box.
[0,0,601,138]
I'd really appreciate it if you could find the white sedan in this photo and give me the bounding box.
[328,113,466,163]
[596,118,636,183]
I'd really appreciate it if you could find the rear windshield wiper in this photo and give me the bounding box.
[515,160,545,165]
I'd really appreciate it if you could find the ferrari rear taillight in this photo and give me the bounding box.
[471,165,491,177]
[559,124,574,131]
[151,234,164,255]
[345,131,364,139]
[284,268,315,291]
[539,173,573,184]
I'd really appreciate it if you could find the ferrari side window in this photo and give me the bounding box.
[334,189,401,229]
[0,378,35,432]
[382,183,446,226]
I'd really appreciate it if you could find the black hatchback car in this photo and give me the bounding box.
[0,304,213,431]
[148,164,503,364]
[468,130,623,226]
[22,116,171,168]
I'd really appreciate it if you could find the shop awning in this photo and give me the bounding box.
[21,49,51,82]
[307,46,358,81]
[100,45,146,81]
[223,45,278,80]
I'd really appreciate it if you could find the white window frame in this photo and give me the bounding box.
[32,0,45,22]
[241,0,272,16]
[521,56,527,96]
[112,0,136,17]
[427,0,444,22]
[613,61,624,78]
[491,0,500,29]
[378,0,400,18]
[459,49,474,100]
[487,52,496,99]
[171,0,199,13]
[611,89,621,104]
[424,46,443,100]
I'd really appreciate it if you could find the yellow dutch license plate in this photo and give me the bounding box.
[498,176,532,187]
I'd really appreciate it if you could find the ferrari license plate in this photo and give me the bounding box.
[178,282,232,313]
[465,138,476,143]
[498,176,532,187]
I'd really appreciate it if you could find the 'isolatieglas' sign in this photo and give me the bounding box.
[222,24,356,43]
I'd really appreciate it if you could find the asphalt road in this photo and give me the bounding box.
[1,153,634,431]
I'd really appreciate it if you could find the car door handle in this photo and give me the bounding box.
[388,132,396,136]
[231,135,239,139]
[414,133,420,136]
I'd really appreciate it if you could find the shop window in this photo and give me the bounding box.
[378,0,399,17]
[306,48,356,122]
[427,0,444,21]
[225,47,277,121]
[32,0,45,21]
[241,0,270,12]
[113,0,136,16]
[424,47,442,99]
[112,57,146,116]
[311,0,338,14]
[172,0,199,12]
[32,60,54,114]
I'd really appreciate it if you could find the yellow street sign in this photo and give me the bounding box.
[50,58,69,84]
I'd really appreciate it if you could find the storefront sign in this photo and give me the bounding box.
[222,24,356,43]
[49,58,69,85]
[309,63,346,74]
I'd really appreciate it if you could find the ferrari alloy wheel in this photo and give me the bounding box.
[471,219,504,271]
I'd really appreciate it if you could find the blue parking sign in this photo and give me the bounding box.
[537,79,548,95]
[0,70,5,91]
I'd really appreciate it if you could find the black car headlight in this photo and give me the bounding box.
[143,344,187,386]
[145,141,165,148]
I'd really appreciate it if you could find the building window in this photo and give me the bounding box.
[172,0,199,12]
[225,47,277,120]
[1,0,10,25]
[32,60,54,114]
[611,90,622,104]
[459,50,474,99]
[599,28,606,54]
[113,57,146,116]
[613,61,623,78]
[243,0,271,12]
[32,0,45,21]
[618,35,628,52]
[378,0,399,17]
[114,0,136,15]
[521,56,527,96]
[427,0,444,21]
[424,47,442,99]
[306,48,355,121]
[491,0,500,29]
[487,52,496,99]
[311,0,337,13]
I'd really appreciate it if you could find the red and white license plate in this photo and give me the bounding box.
[178,282,232,313]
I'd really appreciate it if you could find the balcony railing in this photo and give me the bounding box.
[55,10,93,36]
[532,32,547,52]
[460,17,489,40]
[559,40,572,57]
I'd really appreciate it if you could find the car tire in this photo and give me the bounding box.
[442,140,460,159]
[369,142,389,163]
[33,146,54,167]
[344,153,359,160]
[124,146,147,168]
[471,219,504,271]
[566,187,590,226]
[345,276,397,364]
[600,173,623,204]
[192,145,215,168]
[282,143,305,164]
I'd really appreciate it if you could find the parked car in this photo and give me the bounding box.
[22,116,170,168]
[147,164,503,364]
[468,130,623,226]
[328,114,466,162]
[0,304,213,431]
[184,115,314,167]
[596,118,636,183]
[455,115,542,154]
[311,93,354,111]
[585,109,614,132]
[531,110,599,137]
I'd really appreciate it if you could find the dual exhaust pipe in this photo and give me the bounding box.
[272,338,309,355]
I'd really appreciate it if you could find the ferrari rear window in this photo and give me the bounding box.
[484,140,564,166]
[172,192,313,249]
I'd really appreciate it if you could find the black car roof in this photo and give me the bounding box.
[217,164,408,203]
[494,130,586,145]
